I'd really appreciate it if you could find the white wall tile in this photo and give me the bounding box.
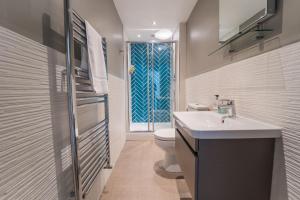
[186,41,300,200]
[0,26,61,200]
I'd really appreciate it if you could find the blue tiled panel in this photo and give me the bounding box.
[152,43,172,122]
[130,43,149,122]
[130,43,172,123]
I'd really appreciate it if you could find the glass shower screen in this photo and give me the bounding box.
[128,42,175,132]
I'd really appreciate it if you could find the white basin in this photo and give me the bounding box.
[173,111,281,139]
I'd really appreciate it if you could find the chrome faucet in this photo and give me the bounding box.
[218,99,236,119]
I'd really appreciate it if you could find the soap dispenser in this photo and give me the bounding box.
[212,95,219,111]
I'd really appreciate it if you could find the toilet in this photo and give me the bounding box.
[154,103,209,174]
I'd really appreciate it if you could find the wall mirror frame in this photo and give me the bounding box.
[209,0,277,55]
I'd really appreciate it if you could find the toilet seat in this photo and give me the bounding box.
[154,128,175,141]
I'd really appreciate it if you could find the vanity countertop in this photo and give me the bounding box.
[173,111,281,139]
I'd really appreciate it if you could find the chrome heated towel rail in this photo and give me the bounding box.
[64,3,111,199]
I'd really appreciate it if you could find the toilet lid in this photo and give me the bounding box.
[154,128,175,141]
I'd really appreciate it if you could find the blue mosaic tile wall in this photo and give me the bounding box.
[130,43,172,123]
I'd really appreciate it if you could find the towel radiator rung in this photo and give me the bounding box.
[80,130,107,158]
[79,119,106,141]
[80,137,107,167]
[73,27,87,40]
[75,77,91,85]
[76,92,107,99]
[81,152,108,184]
[76,85,94,93]
[81,156,108,196]
[74,33,87,45]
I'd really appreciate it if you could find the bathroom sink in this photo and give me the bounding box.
[173,111,281,139]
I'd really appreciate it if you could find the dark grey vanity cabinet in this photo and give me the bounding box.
[175,125,275,200]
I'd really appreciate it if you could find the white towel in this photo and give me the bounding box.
[85,20,108,94]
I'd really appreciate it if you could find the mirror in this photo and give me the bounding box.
[219,0,276,42]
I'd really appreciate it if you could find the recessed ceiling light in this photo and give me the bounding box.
[137,34,141,38]
[152,21,157,25]
[154,29,173,40]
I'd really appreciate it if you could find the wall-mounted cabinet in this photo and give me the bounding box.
[175,121,276,200]
[219,0,276,42]
[210,0,278,55]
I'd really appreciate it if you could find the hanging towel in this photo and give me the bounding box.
[85,20,108,94]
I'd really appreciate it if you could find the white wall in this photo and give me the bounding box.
[173,23,187,111]
[186,41,300,200]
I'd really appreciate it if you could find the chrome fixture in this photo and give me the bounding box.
[65,6,111,199]
[218,99,236,120]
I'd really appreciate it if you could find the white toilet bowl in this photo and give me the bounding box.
[153,104,209,175]
[154,128,181,173]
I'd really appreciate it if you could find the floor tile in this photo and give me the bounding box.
[100,139,190,200]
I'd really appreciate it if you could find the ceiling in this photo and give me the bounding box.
[113,0,198,41]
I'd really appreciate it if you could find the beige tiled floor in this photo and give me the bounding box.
[101,139,190,200]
